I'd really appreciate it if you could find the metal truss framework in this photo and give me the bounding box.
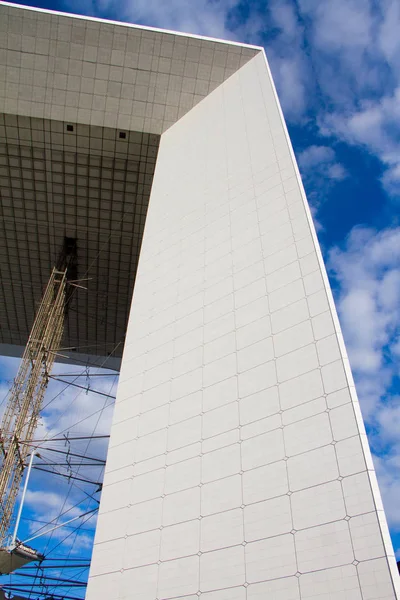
[0,268,67,545]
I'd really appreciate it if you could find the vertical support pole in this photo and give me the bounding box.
[9,451,36,549]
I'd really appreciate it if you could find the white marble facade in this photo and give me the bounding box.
[91,51,399,600]
[0,3,399,599]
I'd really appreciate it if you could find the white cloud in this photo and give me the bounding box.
[25,489,85,524]
[297,145,347,213]
[373,452,400,531]
[297,0,394,102]
[301,146,347,180]
[300,0,374,56]
[23,487,97,557]
[377,0,400,77]
[321,88,400,197]
[39,379,116,440]
[298,145,347,182]
[327,163,347,181]
[298,145,335,168]
[377,401,400,446]
[0,357,117,457]
[92,0,242,40]
[264,0,311,121]
[328,226,400,409]
[293,0,400,198]
[268,51,309,119]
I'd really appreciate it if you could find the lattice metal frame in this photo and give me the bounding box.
[0,267,66,545]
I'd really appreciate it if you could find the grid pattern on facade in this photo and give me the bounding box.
[88,51,400,600]
[0,3,260,135]
[0,112,159,360]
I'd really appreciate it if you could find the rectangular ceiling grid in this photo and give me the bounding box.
[0,111,160,361]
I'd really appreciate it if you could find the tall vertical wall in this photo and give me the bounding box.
[87,52,399,599]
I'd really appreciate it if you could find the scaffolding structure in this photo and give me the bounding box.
[0,268,67,546]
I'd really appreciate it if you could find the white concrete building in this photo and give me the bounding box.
[0,3,399,599]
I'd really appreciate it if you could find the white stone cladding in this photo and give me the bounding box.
[87,52,400,599]
[0,2,258,134]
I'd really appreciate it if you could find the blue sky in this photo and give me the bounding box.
[1,0,400,586]
[0,357,117,597]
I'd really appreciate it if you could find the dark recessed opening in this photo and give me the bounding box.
[119,131,126,139]
[66,124,74,132]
